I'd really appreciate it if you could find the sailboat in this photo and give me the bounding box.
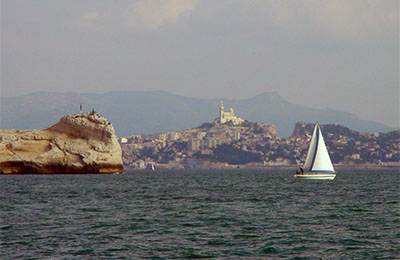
[146,163,155,171]
[294,122,336,180]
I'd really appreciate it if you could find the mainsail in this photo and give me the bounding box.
[303,123,335,173]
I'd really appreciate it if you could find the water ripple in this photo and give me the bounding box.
[0,169,398,259]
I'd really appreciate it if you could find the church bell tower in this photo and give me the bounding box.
[220,100,225,123]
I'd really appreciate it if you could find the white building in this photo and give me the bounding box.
[219,101,244,125]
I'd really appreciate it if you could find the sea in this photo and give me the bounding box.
[1,169,399,260]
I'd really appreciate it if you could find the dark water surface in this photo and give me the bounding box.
[1,169,399,259]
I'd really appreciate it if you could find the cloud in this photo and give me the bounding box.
[124,0,198,31]
[75,11,103,27]
[303,0,397,37]
[243,0,398,42]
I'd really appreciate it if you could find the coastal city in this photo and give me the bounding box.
[120,102,400,169]
[2,2,399,259]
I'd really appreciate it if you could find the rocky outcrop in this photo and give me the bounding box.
[290,122,314,138]
[0,113,124,174]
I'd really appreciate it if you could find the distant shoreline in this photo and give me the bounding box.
[126,164,399,171]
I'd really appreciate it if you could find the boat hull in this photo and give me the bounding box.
[294,173,336,180]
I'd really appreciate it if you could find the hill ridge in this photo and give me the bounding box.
[0,90,393,137]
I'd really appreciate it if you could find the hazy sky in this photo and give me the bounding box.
[1,0,399,127]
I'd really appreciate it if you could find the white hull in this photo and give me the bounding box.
[294,173,336,180]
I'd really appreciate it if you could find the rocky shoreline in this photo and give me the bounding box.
[0,113,124,174]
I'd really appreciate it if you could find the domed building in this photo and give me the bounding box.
[218,101,244,125]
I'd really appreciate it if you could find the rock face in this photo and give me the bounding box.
[290,122,314,138]
[0,113,124,174]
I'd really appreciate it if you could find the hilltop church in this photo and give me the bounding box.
[218,101,244,125]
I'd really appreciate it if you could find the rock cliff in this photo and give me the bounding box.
[0,113,124,174]
[290,122,314,137]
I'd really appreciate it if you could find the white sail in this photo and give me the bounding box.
[303,124,318,170]
[303,123,335,173]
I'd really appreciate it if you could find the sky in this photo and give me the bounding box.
[1,0,399,128]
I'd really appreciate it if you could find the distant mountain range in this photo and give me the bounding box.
[0,90,393,137]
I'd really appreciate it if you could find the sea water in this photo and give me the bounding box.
[1,169,399,259]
